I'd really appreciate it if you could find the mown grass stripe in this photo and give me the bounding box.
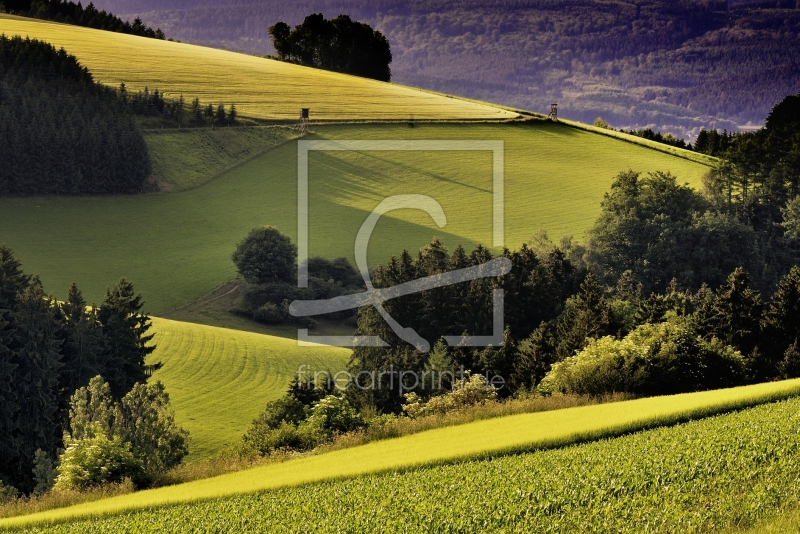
[3,379,799,529]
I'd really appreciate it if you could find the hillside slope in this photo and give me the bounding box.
[91,0,800,137]
[0,14,516,121]
[146,317,350,459]
[0,122,709,314]
[3,379,800,529]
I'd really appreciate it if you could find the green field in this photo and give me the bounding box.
[0,15,515,121]
[0,122,709,314]
[15,396,800,533]
[145,317,350,460]
[145,127,297,191]
[2,379,798,529]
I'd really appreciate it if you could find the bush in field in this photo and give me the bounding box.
[56,376,188,489]
[255,397,307,430]
[232,226,296,285]
[403,374,498,419]
[0,480,18,503]
[306,395,366,435]
[242,421,315,455]
[241,397,312,454]
[54,430,141,491]
[242,395,364,455]
[538,319,744,396]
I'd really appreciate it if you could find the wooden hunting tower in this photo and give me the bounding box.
[548,103,558,121]
[297,108,310,134]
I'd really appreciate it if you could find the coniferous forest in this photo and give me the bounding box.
[0,245,156,493]
[0,36,152,195]
[2,0,166,40]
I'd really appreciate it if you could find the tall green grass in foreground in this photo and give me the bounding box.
[2,379,799,529]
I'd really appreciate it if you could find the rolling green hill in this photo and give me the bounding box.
[2,379,799,529]
[0,122,710,314]
[0,14,516,121]
[145,317,350,460]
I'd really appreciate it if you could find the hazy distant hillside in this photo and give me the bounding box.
[91,0,800,138]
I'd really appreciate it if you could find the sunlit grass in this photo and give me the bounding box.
[2,379,798,529]
[0,14,516,121]
[0,122,709,314]
[145,317,350,460]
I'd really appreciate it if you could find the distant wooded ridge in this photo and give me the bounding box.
[88,0,800,139]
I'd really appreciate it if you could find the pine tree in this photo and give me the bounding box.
[215,103,226,126]
[763,265,800,361]
[57,283,103,423]
[97,279,155,399]
[228,103,237,125]
[511,321,556,390]
[9,279,63,492]
[708,268,762,356]
[555,273,618,360]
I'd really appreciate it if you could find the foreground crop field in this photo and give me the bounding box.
[2,379,798,529]
[146,318,350,459]
[0,15,515,121]
[17,396,800,533]
[0,122,709,313]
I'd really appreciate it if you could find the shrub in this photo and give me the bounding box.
[537,319,745,397]
[0,480,18,504]
[306,395,366,435]
[232,226,296,285]
[255,397,308,430]
[242,421,306,455]
[116,382,189,481]
[403,374,498,419]
[252,303,288,324]
[54,432,142,491]
[59,376,188,487]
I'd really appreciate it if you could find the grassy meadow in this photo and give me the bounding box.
[0,14,515,121]
[146,126,297,191]
[145,317,350,460]
[14,396,800,533]
[2,379,798,529]
[0,122,710,314]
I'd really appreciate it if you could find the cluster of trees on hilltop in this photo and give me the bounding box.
[0,36,151,195]
[269,13,392,82]
[0,245,174,493]
[2,1,166,40]
[594,118,692,150]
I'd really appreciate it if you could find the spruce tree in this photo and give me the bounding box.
[57,283,103,423]
[97,279,155,399]
[555,273,619,360]
[9,279,63,492]
[763,265,800,361]
[708,268,762,356]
